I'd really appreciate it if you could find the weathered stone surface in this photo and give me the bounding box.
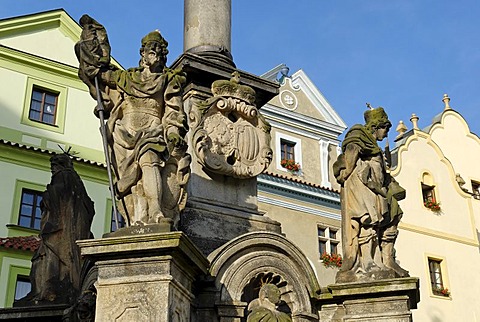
[170,52,280,253]
[192,72,273,179]
[319,278,420,322]
[76,15,190,228]
[77,232,208,322]
[205,231,320,322]
[15,153,95,307]
[180,201,281,255]
[333,106,409,283]
[184,0,233,65]
[0,305,68,321]
[246,284,292,322]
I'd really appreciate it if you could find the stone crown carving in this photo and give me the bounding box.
[192,72,273,178]
[211,71,256,105]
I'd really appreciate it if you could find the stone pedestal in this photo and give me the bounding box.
[322,278,420,322]
[77,232,208,322]
[0,304,68,321]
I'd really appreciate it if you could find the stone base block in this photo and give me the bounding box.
[77,232,208,322]
[321,277,420,322]
[180,200,282,255]
[0,304,68,321]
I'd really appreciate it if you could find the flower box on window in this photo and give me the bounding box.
[320,252,342,268]
[424,200,441,212]
[280,159,301,173]
[433,286,450,297]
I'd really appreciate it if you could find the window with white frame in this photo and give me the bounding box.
[318,225,340,256]
[275,132,302,172]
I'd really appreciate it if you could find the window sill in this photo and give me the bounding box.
[6,224,39,236]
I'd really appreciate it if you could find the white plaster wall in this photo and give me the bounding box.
[395,138,473,238]
[396,230,480,322]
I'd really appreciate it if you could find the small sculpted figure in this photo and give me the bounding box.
[246,284,291,322]
[15,154,95,305]
[333,106,409,283]
[75,15,190,227]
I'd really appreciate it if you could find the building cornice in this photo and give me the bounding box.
[258,171,340,208]
[261,104,345,141]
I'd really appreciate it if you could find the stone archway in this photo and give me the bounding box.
[208,231,321,321]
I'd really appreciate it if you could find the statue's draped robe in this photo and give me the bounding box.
[27,168,94,304]
[247,300,291,322]
[102,67,186,197]
[334,125,403,272]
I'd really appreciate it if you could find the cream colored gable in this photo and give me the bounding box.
[0,10,81,67]
[392,130,477,241]
[429,111,480,182]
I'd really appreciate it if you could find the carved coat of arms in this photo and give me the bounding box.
[193,72,272,178]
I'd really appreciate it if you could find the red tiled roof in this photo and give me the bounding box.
[262,170,340,194]
[0,139,105,167]
[0,236,40,252]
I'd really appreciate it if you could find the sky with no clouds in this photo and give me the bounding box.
[2,1,480,140]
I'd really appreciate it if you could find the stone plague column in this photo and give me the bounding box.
[173,0,281,255]
[184,0,233,64]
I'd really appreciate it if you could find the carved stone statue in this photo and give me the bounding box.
[75,15,190,227]
[15,153,95,306]
[333,107,409,283]
[192,72,272,178]
[247,284,292,322]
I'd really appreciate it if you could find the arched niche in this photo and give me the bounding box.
[208,231,321,321]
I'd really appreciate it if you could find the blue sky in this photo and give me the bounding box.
[2,1,480,138]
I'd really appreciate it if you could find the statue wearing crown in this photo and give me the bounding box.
[192,72,273,178]
[333,106,409,283]
[75,15,190,228]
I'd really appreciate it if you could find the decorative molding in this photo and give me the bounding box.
[290,70,347,128]
[319,139,332,189]
[261,104,344,141]
[258,195,340,221]
[258,173,340,207]
[399,222,479,247]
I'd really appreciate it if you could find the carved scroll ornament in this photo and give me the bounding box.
[193,72,272,178]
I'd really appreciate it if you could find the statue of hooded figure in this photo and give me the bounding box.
[333,106,408,283]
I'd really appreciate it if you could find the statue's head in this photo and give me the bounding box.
[139,30,168,70]
[364,107,391,140]
[50,153,73,173]
[259,284,281,305]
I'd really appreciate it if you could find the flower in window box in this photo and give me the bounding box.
[320,252,342,268]
[433,286,450,297]
[424,199,441,212]
[280,159,301,173]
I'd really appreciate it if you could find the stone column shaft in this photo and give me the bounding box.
[184,0,231,54]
